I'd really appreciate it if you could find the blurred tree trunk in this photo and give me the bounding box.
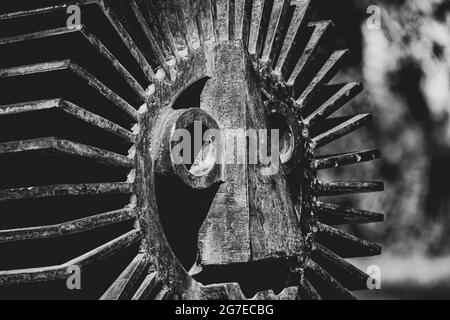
[363,0,450,253]
[314,0,450,254]
[364,0,450,216]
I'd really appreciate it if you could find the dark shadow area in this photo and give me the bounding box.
[155,175,220,271]
[172,78,209,110]
[194,259,297,298]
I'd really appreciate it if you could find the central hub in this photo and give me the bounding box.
[198,42,302,266]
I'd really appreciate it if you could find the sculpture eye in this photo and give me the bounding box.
[0,0,383,300]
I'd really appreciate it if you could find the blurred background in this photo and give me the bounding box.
[312,0,450,299]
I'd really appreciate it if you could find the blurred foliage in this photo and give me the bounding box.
[313,0,450,256]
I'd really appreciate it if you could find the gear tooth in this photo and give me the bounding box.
[305,259,357,300]
[315,149,381,171]
[131,0,172,81]
[154,287,171,300]
[311,243,373,291]
[274,0,312,79]
[294,49,348,110]
[102,0,162,81]
[142,0,190,61]
[215,0,234,41]
[315,200,384,226]
[287,20,334,92]
[299,278,322,300]
[304,82,363,123]
[130,271,160,300]
[248,0,276,59]
[261,0,291,67]
[314,180,384,197]
[196,0,217,52]
[311,113,373,148]
[235,0,253,47]
[315,223,382,258]
[101,253,151,300]
[179,0,202,51]
[0,230,142,286]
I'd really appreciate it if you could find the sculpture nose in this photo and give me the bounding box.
[197,42,302,267]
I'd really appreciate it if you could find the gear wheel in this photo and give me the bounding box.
[0,0,383,300]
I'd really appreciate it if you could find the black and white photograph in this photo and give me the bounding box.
[0,0,449,306]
